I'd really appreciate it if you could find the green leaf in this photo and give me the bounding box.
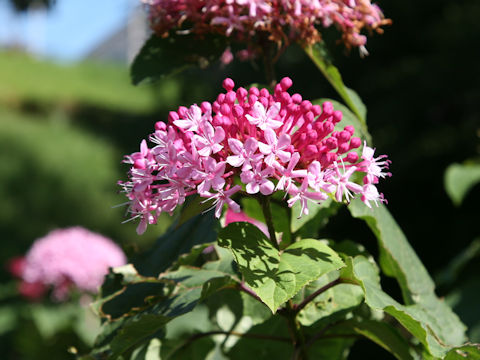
[226,316,293,359]
[444,162,480,206]
[297,272,364,326]
[348,200,467,350]
[348,200,435,302]
[111,315,167,358]
[130,338,162,360]
[131,34,228,85]
[218,222,344,312]
[445,344,480,360]
[349,256,464,358]
[303,42,367,126]
[291,197,342,239]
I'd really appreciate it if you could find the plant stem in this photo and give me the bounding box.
[238,282,263,303]
[293,278,343,314]
[258,195,279,250]
[284,301,309,360]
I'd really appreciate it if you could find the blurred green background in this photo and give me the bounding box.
[0,0,479,359]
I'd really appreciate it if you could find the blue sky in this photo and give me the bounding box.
[0,0,137,61]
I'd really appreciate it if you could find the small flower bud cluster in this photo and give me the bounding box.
[143,0,390,55]
[22,227,127,300]
[120,77,391,234]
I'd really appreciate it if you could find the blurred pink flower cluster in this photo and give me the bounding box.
[120,77,391,234]
[16,227,126,300]
[143,0,390,55]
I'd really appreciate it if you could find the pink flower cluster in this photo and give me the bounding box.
[22,227,127,300]
[144,0,390,54]
[120,77,391,234]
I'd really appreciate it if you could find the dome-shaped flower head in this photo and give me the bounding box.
[119,77,391,234]
[143,0,391,57]
[22,227,127,300]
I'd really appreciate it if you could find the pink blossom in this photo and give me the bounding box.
[120,77,390,233]
[203,186,242,218]
[240,163,275,195]
[227,137,262,171]
[246,102,283,130]
[145,0,390,53]
[22,227,127,300]
[194,122,225,157]
[358,141,392,183]
[173,104,204,132]
[220,47,234,65]
[287,178,328,217]
[258,128,291,167]
[328,162,363,202]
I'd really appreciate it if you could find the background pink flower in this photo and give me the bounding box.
[22,227,127,300]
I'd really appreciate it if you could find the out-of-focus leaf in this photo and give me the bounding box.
[218,222,344,312]
[348,320,414,360]
[177,196,215,228]
[446,278,480,343]
[303,43,367,127]
[131,34,228,85]
[291,198,342,239]
[110,315,167,358]
[307,337,355,360]
[444,162,480,206]
[435,238,480,289]
[135,212,218,277]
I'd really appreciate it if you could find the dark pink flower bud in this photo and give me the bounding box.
[225,91,236,104]
[155,121,166,131]
[249,87,259,96]
[217,93,226,104]
[201,101,212,113]
[344,125,355,135]
[233,105,244,117]
[280,77,293,91]
[222,78,235,91]
[236,87,248,100]
[260,88,269,98]
[168,111,179,122]
[345,152,359,163]
[292,93,302,104]
[337,130,352,143]
[220,103,231,115]
[337,142,350,154]
[325,137,338,149]
[350,137,362,149]
[312,104,322,116]
[332,110,343,123]
[178,106,188,117]
[322,101,334,116]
